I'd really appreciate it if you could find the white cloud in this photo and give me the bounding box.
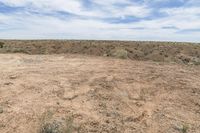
[162,7,200,16]
[0,0,200,42]
[159,6,200,29]
[1,0,152,18]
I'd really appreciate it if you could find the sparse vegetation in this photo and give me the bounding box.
[175,124,189,133]
[11,48,30,54]
[181,124,189,133]
[40,111,75,133]
[0,106,3,114]
[41,120,61,133]
[0,40,199,65]
[64,116,74,133]
[194,61,200,65]
[112,49,128,59]
[0,42,4,48]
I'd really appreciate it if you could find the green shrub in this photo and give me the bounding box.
[181,124,189,133]
[112,49,128,59]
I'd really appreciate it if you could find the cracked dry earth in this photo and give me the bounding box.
[0,54,200,133]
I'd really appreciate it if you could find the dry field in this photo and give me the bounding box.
[0,41,200,133]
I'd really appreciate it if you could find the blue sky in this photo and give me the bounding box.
[0,0,200,42]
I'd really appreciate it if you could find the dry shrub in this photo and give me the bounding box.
[41,120,62,133]
[0,42,4,48]
[39,111,75,133]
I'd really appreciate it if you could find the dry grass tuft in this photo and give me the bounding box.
[39,111,76,133]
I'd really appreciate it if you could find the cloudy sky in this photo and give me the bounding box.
[0,0,200,42]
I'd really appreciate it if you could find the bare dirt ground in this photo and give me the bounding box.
[0,53,200,133]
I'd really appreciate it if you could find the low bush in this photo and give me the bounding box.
[40,111,75,133]
[112,49,128,59]
[0,42,4,48]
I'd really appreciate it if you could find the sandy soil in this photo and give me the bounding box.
[0,54,200,133]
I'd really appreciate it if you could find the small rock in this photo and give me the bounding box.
[103,54,108,57]
[9,75,17,79]
[4,82,13,86]
[135,101,145,107]
[63,95,78,100]
[125,116,134,122]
